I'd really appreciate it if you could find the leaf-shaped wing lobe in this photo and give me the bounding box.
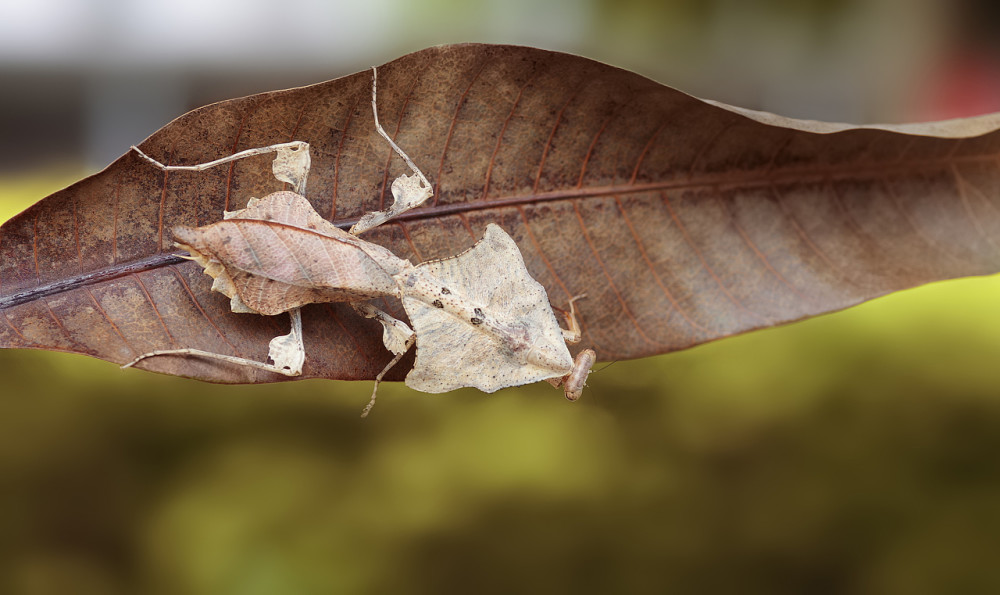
[173,191,401,316]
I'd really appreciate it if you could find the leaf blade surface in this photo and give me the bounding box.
[2,44,999,383]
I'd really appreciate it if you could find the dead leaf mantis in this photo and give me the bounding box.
[124,67,596,416]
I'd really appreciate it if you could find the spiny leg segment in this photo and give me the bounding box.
[559,294,587,344]
[546,295,595,401]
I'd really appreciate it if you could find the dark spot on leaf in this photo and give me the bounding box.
[432,299,444,308]
[471,317,483,325]
[474,307,485,318]
[441,287,451,295]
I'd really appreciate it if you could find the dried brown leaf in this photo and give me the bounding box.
[2,44,1000,385]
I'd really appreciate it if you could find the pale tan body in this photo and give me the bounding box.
[125,68,595,416]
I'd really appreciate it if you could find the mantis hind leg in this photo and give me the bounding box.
[132,140,311,195]
[123,308,306,377]
[129,138,312,380]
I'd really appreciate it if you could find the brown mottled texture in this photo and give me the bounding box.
[173,191,403,316]
[2,44,1000,384]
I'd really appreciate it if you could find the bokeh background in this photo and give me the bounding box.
[3,0,1000,593]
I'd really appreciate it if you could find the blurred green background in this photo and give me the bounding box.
[4,1,1000,594]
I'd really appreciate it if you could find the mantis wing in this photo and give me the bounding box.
[173,191,403,316]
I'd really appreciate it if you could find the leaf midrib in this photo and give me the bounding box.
[1,149,986,311]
